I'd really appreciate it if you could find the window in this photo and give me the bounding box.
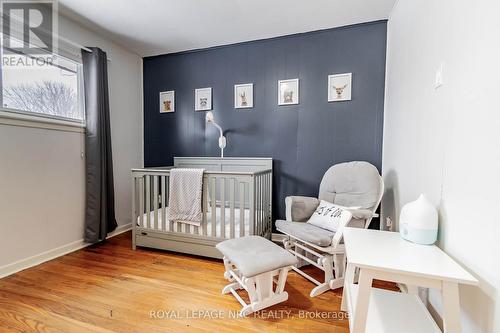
[1,44,85,122]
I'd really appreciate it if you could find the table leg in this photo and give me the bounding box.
[442,281,461,333]
[341,263,356,312]
[352,269,373,333]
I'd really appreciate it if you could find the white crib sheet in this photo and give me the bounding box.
[138,206,252,238]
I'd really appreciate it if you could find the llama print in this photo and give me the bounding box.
[235,84,253,108]
[240,91,248,106]
[283,90,294,103]
[278,79,299,105]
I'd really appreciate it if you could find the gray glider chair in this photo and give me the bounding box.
[276,161,384,297]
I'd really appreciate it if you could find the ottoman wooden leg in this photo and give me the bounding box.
[221,266,292,317]
[223,257,235,281]
[216,236,298,317]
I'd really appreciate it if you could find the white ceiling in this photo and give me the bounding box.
[59,0,396,57]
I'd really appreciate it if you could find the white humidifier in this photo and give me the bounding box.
[399,194,438,245]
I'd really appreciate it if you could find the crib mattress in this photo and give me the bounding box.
[138,206,252,238]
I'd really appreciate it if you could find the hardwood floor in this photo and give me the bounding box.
[0,231,397,333]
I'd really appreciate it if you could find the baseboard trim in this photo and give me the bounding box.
[0,223,132,279]
[106,223,132,239]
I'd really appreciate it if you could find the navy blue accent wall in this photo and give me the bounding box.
[143,21,387,220]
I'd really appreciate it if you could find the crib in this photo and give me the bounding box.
[131,157,273,258]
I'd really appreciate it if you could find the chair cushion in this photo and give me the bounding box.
[276,220,335,247]
[285,196,319,222]
[216,236,297,277]
[318,161,382,210]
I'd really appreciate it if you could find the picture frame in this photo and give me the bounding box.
[328,73,352,102]
[234,83,253,109]
[278,79,299,105]
[159,90,175,113]
[195,87,212,111]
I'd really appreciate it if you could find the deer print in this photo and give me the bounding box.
[332,84,348,99]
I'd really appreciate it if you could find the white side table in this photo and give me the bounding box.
[341,228,478,333]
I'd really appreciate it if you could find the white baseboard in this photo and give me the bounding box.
[0,223,131,279]
[106,223,132,239]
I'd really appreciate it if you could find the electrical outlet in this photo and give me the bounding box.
[386,217,393,229]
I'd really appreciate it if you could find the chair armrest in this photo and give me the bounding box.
[346,208,376,220]
[344,208,379,229]
[285,196,319,222]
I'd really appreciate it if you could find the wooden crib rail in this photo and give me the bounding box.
[253,170,272,238]
[131,167,272,248]
[131,167,270,177]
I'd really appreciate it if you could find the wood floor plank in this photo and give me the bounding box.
[0,231,397,332]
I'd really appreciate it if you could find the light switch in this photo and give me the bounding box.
[435,63,444,88]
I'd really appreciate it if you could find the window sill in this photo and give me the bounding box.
[0,108,85,133]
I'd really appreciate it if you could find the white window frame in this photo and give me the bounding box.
[0,37,86,131]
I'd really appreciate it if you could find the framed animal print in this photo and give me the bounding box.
[328,73,352,102]
[159,91,175,113]
[195,87,212,111]
[278,79,299,105]
[234,83,253,109]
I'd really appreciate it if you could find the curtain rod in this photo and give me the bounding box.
[57,34,112,62]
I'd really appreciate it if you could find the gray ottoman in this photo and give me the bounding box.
[216,236,298,316]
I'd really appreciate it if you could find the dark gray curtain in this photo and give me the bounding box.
[82,47,117,243]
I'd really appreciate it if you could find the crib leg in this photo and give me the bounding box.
[132,228,137,250]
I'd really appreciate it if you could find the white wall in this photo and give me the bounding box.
[0,15,143,274]
[383,0,500,332]
[58,14,144,230]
